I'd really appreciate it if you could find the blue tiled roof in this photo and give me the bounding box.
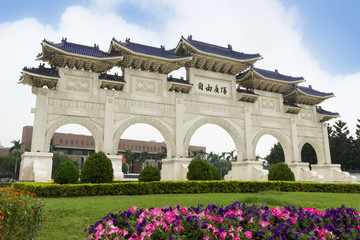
[237,67,304,82]
[316,107,339,116]
[112,38,191,59]
[283,100,301,108]
[43,38,122,58]
[167,76,192,85]
[283,86,334,97]
[182,36,261,60]
[99,73,125,82]
[236,88,258,95]
[22,64,59,78]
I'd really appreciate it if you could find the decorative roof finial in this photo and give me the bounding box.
[275,69,278,73]
[61,37,67,43]
[125,38,131,43]
[160,45,165,50]
[94,43,99,49]
[228,44,232,50]
[309,85,312,89]
[188,35,193,40]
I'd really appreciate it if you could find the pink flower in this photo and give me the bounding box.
[220,231,227,239]
[181,207,188,213]
[95,224,103,230]
[234,234,240,240]
[128,206,137,212]
[358,225,360,230]
[87,233,93,239]
[236,226,243,232]
[259,219,270,227]
[203,237,210,240]
[114,238,119,240]
[95,229,105,240]
[229,225,234,232]
[218,217,224,223]
[107,228,120,235]
[245,231,252,239]
[106,220,113,226]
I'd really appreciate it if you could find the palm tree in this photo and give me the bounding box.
[124,149,136,173]
[138,151,149,170]
[226,150,237,162]
[9,140,23,180]
[155,147,167,171]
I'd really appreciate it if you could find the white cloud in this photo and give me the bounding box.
[0,0,359,159]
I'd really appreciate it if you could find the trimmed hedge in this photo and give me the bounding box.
[13,181,360,198]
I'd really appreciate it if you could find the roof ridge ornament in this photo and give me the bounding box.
[125,38,131,43]
[94,43,99,50]
[160,45,165,50]
[61,37,67,43]
[187,35,193,40]
[228,44,232,50]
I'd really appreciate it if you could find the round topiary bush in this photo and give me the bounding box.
[80,151,114,183]
[268,162,295,181]
[186,158,220,181]
[53,160,79,184]
[138,165,161,182]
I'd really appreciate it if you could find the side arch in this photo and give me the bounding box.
[44,117,103,153]
[183,117,244,159]
[252,128,292,163]
[112,116,175,158]
[298,138,326,164]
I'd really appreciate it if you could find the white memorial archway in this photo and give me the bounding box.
[18,36,355,183]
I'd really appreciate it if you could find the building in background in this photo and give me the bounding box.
[21,126,205,173]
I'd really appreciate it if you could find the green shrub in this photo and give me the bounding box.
[268,162,295,181]
[13,181,360,198]
[187,158,220,181]
[138,166,161,182]
[80,152,114,183]
[53,160,79,184]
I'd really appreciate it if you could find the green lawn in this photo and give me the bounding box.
[35,191,360,240]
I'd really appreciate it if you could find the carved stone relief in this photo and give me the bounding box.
[134,78,157,94]
[65,76,91,93]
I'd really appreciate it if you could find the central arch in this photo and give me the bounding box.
[112,116,175,158]
[44,117,103,153]
[252,129,292,163]
[183,117,244,159]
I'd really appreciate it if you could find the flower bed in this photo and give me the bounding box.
[85,201,360,239]
[0,188,46,239]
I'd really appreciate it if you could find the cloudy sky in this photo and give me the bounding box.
[0,0,359,158]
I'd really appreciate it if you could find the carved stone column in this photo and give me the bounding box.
[31,87,49,152]
[290,119,300,163]
[244,107,253,161]
[103,94,115,154]
[175,98,185,158]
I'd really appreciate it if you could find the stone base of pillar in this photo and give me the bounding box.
[287,162,324,182]
[224,161,268,181]
[108,155,124,181]
[19,152,53,182]
[311,164,356,183]
[161,158,192,181]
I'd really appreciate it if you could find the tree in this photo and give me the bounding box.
[9,140,23,180]
[138,151,149,170]
[226,150,237,162]
[155,147,167,171]
[124,149,136,173]
[329,120,354,170]
[265,142,284,165]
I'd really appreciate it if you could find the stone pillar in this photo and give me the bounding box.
[175,98,185,158]
[19,152,53,182]
[103,94,115,154]
[108,155,124,181]
[244,107,253,161]
[290,119,300,163]
[161,158,192,181]
[322,123,331,164]
[31,87,49,152]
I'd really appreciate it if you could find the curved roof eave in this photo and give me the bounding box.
[110,40,193,62]
[39,41,123,61]
[178,37,262,63]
